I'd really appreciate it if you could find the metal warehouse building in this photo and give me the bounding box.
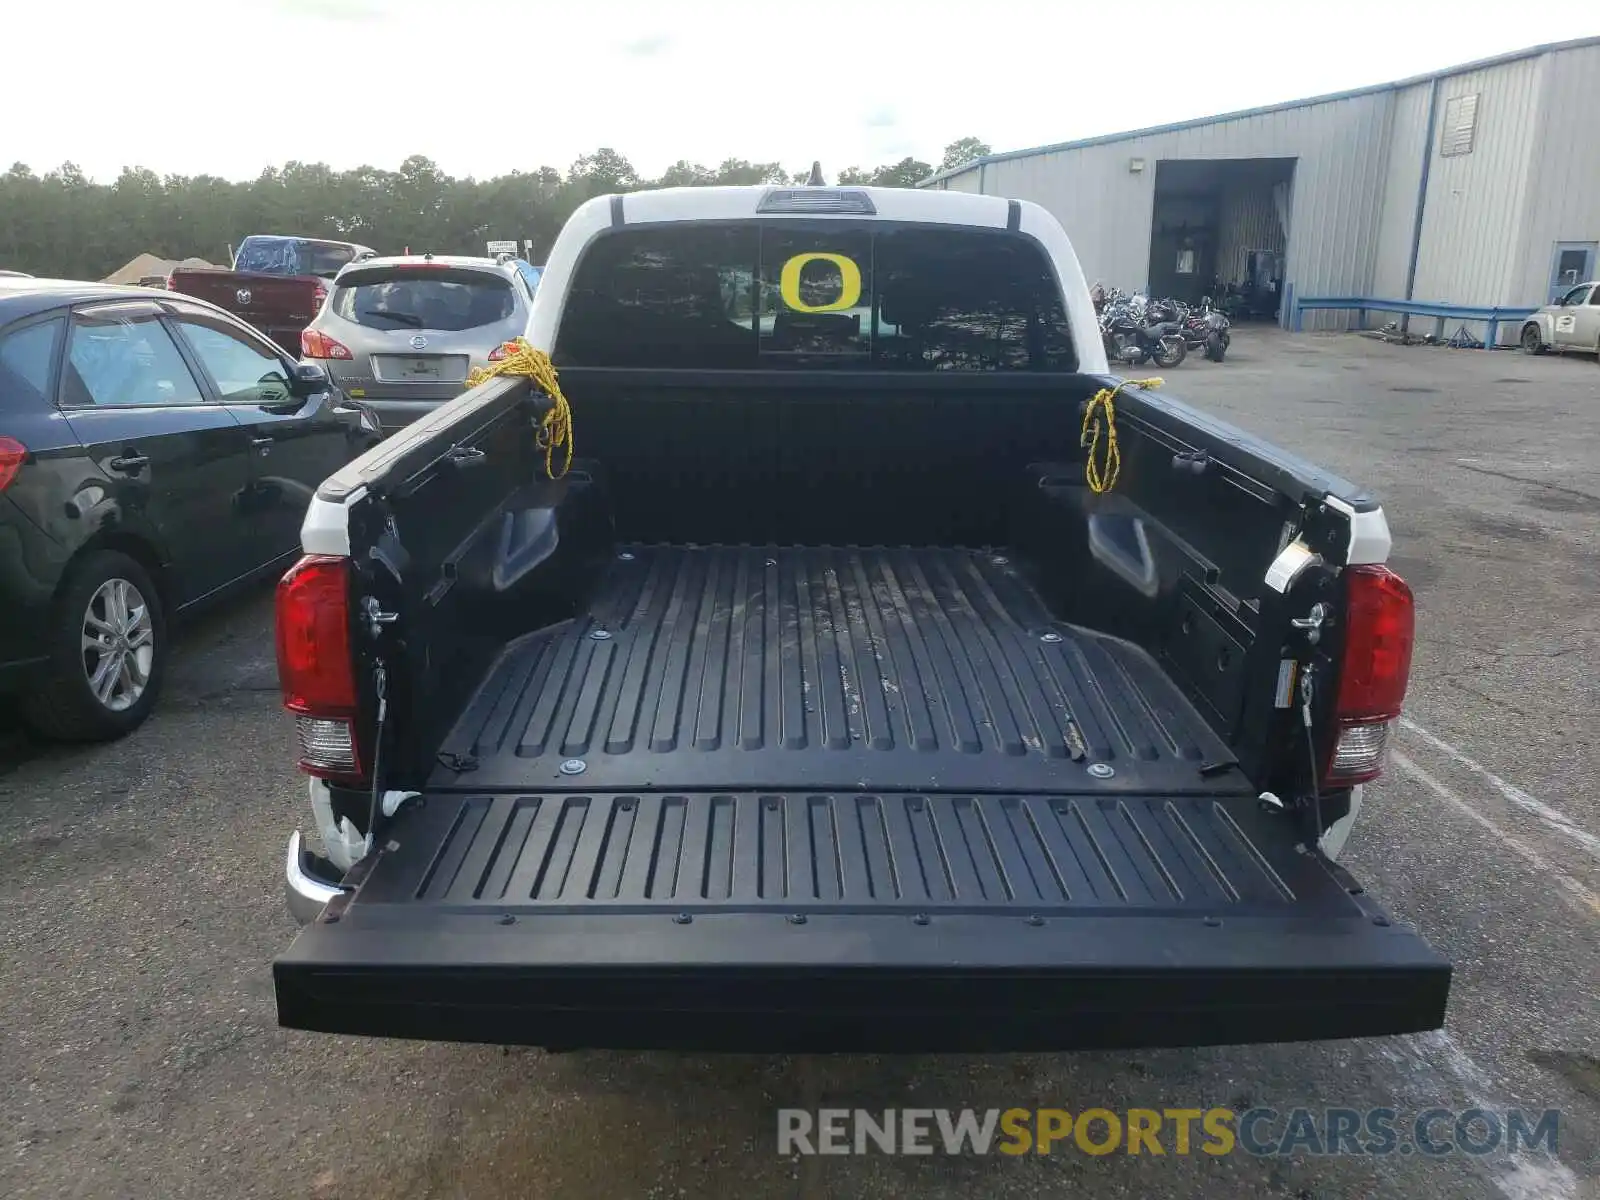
[923,37,1600,341]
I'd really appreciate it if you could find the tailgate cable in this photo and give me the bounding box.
[362,660,389,853]
[361,658,421,852]
[1299,667,1325,842]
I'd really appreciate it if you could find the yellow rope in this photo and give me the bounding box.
[1081,377,1162,494]
[465,337,574,479]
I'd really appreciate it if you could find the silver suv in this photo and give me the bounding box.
[301,254,538,432]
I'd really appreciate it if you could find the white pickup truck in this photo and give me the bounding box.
[271,184,1448,1053]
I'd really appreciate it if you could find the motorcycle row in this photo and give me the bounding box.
[1090,285,1232,368]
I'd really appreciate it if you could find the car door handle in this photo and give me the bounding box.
[109,454,149,472]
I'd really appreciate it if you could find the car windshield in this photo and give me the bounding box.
[332,268,515,332]
[235,236,361,279]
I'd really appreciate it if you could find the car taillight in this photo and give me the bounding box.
[275,555,363,780]
[488,343,510,362]
[301,329,352,359]
[163,275,176,290]
[1324,564,1414,786]
[312,283,328,310]
[0,437,26,491]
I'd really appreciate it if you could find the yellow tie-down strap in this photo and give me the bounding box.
[1081,377,1162,494]
[466,337,574,479]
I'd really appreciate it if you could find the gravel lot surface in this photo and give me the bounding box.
[3,329,1597,1199]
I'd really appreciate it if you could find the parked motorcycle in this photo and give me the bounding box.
[1100,294,1187,367]
[1174,297,1231,362]
[1190,297,1222,361]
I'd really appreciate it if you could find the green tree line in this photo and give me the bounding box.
[0,139,990,281]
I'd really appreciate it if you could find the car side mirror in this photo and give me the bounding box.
[289,362,330,396]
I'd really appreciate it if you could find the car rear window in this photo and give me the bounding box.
[331,268,516,332]
[236,236,361,279]
[0,317,63,411]
[554,222,1076,371]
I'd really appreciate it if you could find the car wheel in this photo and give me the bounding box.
[25,551,167,741]
[1520,324,1544,355]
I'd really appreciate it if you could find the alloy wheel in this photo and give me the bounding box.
[81,577,155,712]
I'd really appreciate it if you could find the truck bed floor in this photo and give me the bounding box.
[433,545,1239,796]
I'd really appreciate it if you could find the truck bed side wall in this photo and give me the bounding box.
[342,372,1342,792]
[347,383,615,779]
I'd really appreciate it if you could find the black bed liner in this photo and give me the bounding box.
[433,545,1238,795]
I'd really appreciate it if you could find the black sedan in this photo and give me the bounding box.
[0,278,380,740]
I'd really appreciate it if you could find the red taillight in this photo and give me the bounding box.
[311,283,328,310]
[301,328,352,360]
[163,275,176,290]
[1337,565,1415,720]
[488,343,510,362]
[0,437,26,491]
[275,555,363,779]
[1325,564,1415,785]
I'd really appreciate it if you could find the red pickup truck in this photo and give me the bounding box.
[168,234,376,354]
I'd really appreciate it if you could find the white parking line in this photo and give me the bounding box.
[1400,718,1600,863]
[1390,751,1599,918]
[1403,1030,1580,1200]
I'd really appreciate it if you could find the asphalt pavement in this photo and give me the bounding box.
[3,329,1597,1200]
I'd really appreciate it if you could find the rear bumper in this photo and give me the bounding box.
[0,497,61,690]
[285,831,346,925]
[275,907,1451,1052]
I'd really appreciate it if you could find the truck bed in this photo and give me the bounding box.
[432,544,1239,796]
[275,545,1449,1052]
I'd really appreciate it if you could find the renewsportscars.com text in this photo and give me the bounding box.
[777,1107,1560,1158]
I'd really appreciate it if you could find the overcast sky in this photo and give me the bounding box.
[12,1,1598,183]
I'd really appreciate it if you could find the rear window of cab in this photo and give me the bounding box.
[554,223,1076,371]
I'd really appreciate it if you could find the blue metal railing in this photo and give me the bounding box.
[1292,296,1539,348]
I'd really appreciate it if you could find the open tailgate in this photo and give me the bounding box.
[275,789,1449,1052]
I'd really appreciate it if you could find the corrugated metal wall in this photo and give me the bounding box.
[1512,41,1600,309]
[1370,82,1432,299]
[1215,182,1285,288]
[932,42,1597,337]
[952,93,1395,329]
[1410,55,1547,310]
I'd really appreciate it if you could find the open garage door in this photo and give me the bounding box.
[1148,159,1295,318]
